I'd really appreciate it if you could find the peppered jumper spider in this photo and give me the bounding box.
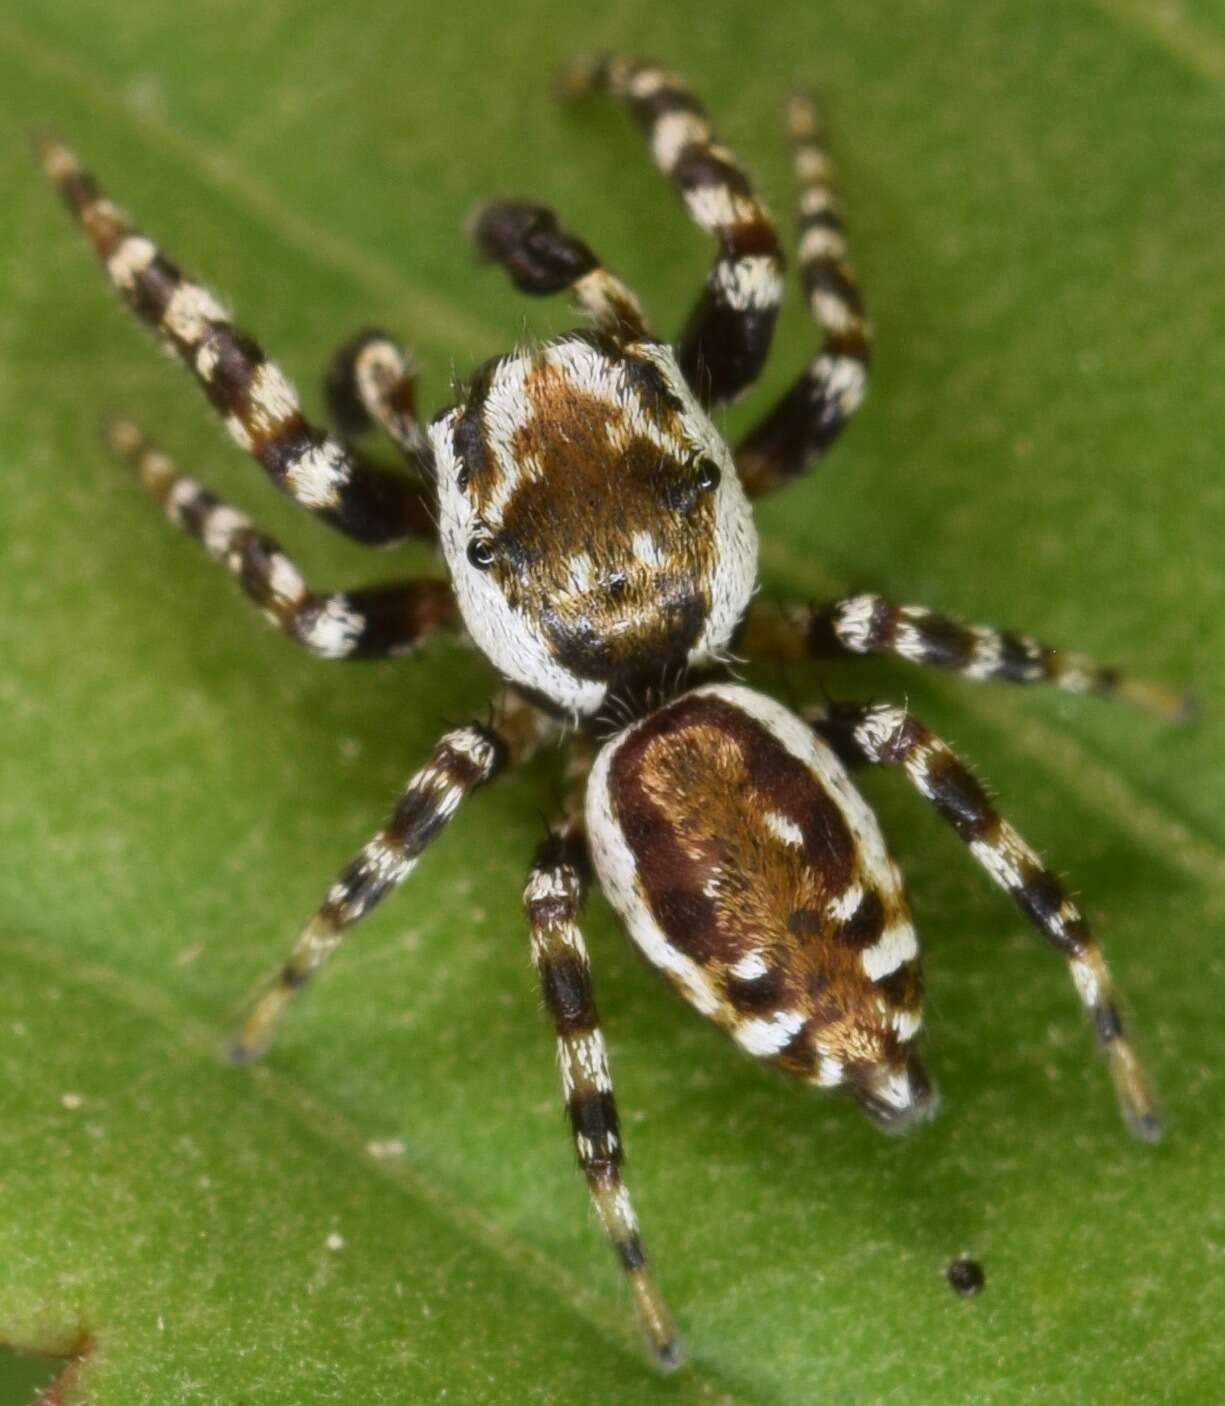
[37,54,1190,1367]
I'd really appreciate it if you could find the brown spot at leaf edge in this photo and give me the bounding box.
[0,1333,92,1406]
[945,1256,985,1298]
[35,1360,82,1406]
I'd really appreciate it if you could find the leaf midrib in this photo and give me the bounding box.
[1088,0,1225,86]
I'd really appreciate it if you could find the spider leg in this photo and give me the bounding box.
[813,700,1162,1142]
[563,55,784,406]
[471,201,649,342]
[106,420,456,658]
[524,826,681,1370]
[324,328,436,480]
[735,94,871,498]
[740,595,1195,721]
[36,133,431,546]
[229,694,555,1061]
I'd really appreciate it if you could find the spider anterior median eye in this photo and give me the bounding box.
[696,458,721,490]
[467,538,496,569]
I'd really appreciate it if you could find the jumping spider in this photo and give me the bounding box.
[37,54,1189,1368]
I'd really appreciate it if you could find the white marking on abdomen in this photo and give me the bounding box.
[862,922,918,982]
[730,950,769,981]
[828,882,864,922]
[892,1009,922,1043]
[765,812,804,848]
[734,1009,806,1057]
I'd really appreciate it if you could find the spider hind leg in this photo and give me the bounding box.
[817,700,1162,1141]
[524,827,682,1370]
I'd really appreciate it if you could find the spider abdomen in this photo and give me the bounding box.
[587,682,935,1130]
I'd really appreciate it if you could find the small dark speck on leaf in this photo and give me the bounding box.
[946,1256,985,1297]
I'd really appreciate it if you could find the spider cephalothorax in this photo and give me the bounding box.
[434,334,756,718]
[38,51,1188,1373]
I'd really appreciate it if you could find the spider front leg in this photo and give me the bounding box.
[524,827,681,1370]
[814,700,1161,1140]
[230,694,555,1061]
[471,202,650,342]
[36,134,431,546]
[741,595,1195,721]
[736,95,872,497]
[324,328,436,480]
[107,421,456,658]
[563,55,784,405]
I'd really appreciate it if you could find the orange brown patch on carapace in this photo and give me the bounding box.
[457,338,736,691]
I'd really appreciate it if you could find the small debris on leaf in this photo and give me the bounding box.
[946,1255,985,1297]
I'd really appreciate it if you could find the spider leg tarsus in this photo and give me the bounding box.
[223,1038,260,1067]
[1104,1037,1164,1143]
[1126,1111,1165,1145]
[228,969,300,1064]
[553,54,602,103]
[1111,675,1200,725]
[643,1322,685,1373]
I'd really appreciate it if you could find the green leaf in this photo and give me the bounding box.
[3,3,1223,1401]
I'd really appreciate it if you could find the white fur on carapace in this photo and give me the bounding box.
[431,339,758,720]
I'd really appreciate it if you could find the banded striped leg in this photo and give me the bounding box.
[471,202,649,342]
[816,701,1161,1142]
[563,55,784,405]
[36,134,431,546]
[107,421,457,658]
[324,329,436,479]
[736,95,872,498]
[740,595,1195,721]
[230,695,554,1062]
[524,829,681,1369]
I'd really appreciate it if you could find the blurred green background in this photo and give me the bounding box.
[2,0,1224,1401]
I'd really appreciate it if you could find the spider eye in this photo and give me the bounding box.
[696,458,722,491]
[467,537,496,570]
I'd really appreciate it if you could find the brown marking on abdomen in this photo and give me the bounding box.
[607,691,918,1075]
